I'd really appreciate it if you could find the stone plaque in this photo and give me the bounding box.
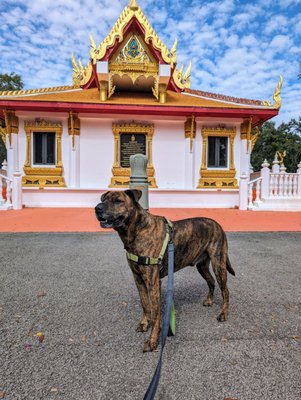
[120,133,146,168]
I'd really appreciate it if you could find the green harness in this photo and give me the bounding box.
[126,218,173,266]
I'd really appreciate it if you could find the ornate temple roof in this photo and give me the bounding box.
[0,0,281,125]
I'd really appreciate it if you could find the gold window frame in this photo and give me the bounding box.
[110,122,157,187]
[23,119,65,187]
[198,126,238,189]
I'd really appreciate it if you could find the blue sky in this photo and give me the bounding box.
[0,0,300,125]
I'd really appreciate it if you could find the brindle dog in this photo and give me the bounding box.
[95,189,235,352]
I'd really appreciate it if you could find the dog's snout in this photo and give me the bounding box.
[95,203,104,214]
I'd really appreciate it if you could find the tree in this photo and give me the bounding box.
[0,73,24,166]
[251,118,301,173]
[0,73,24,92]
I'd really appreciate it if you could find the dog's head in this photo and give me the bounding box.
[95,190,142,229]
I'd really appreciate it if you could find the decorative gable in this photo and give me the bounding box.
[71,0,192,102]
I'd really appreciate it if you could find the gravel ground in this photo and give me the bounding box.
[0,232,300,400]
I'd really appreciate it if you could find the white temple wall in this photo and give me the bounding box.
[152,119,185,189]
[79,116,114,188]
[13,112,243,208]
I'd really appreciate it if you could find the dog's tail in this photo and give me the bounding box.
[226,256,235,276]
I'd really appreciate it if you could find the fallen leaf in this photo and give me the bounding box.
[121,301,128,307]
[37,290,47,298]
[221,337,228,342]
[49,388,58,393]
[81,335,88,343]
[68,338,74,342]
[0,391,6,398]
[224,397,239,400]
[292,336,300,340]
[36,331,45,343]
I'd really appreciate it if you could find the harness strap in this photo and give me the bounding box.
[126,218,173,266]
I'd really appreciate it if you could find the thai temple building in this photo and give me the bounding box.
[0,0,282,209]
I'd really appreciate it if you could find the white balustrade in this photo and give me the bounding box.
[0,173,13,209]
[247,177,262,209]
[269,172,299,198]
[0,174,3,203]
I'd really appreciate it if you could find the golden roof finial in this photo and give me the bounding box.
[273,75,283,109]
[129,0,139,11]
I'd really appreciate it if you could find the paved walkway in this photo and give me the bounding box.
[0,208,301,232]
[1,232,301,399]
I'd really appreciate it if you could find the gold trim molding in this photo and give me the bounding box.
[2,110,19,146]
[110,122,157,188]
[198,126,238,189]
[68,112,80,149]
[23,119,65,187]
[184,115,196,152]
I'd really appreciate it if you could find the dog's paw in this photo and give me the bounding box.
[217,312,228,322]
[136,321,149,333]
[203,298,213,307]
[143,339,158,352]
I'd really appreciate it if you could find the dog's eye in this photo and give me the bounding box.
[114,199,123,204]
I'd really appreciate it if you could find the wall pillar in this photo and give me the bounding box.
[12,171,22,209]
[69,135,80,188]
[4,111,19,179]
[184,138,195,188]
[239,172,248,210]
[68,112,80,188]
[184,116,196,189]
[240,139,251,179]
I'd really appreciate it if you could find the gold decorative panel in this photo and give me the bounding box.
[23,119,65,187]
[68,112,80,149]
[2,110,19,146]
[110,122,157,188]
[198,126,238,189]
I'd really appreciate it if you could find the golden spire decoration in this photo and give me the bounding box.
[273,75,283,109]
[129,0,139,11]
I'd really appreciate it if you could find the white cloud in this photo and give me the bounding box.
[0,0,300,125]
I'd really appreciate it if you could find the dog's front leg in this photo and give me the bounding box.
[131,270,151,333]
[141,266,161,352]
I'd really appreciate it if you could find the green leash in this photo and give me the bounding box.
[168,302,176,336]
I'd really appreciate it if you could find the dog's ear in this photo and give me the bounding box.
[101,191,110,202]
[125,189,142,203]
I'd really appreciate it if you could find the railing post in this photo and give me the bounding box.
[272,153,280,173]
[5,180,12,207]
[239,172,248,210]
[12,171,22,210]
[261,159,270,199]
[2,159,8,173]
[297,162,301,198]
[0,175,4,203]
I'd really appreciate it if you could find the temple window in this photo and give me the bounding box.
[208,136,228,168]
[33,132,56,165]
[198,126,237,189]
[23,119,65,187]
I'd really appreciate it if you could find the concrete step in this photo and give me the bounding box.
[251,197,301,211]
[0,201,13,211]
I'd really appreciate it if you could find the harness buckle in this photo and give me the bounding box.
[138,255,149,265]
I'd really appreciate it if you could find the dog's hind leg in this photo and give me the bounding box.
[131,271,151,333]
[209,250,229,322]
[196,254,215,307]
